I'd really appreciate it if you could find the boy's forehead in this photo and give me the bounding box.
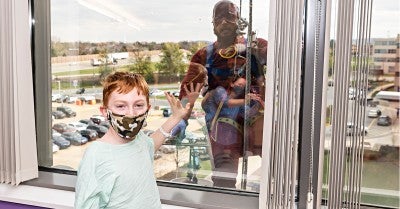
[109,87,147,101]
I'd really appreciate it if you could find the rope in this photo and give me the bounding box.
[241,0,253,190]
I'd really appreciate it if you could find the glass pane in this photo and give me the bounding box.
[45,0,269,192]
[324,0,399,207]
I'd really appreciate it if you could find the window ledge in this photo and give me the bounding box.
[13,171,258,209]
[0,184,195,209]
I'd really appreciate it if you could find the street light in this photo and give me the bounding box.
[56,80,63,106]
[68,48,79,89]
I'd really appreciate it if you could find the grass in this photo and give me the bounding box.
[53,68,101,76]
[323,152,399,207]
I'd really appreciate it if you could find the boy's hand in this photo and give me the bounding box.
[165,82,203,120]
[165,92,191,120]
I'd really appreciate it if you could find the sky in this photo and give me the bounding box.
[51,0,399,43]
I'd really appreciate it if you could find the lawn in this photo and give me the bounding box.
[322,152,399,208]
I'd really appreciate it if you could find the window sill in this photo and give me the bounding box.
[10,171,259,209]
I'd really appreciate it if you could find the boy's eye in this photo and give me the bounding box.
[116,105,126,109]
[134,104,145,108]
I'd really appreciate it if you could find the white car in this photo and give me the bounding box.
[367,109,381,118]
[348,88,365,100]
[66,96,78,104]
[51,94,62,102]
[53,143,60,153]
[346,122,368,136]
[150,89,165,96]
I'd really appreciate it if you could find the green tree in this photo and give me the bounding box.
[188,41,207,60]
[129,51,155,83]
[157,42,187,75]
[99,65,113,82]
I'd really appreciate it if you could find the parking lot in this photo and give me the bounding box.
[51,101,205,178]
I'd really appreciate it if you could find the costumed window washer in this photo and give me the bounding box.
[174,0,268,188]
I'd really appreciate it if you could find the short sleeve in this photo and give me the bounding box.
[139,131,155,162]
[75,145,116,209]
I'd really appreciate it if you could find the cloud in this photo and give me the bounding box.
[75,0,144,31]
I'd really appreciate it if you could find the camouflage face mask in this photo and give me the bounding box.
[106,109,148,140]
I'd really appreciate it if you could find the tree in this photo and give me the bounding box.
[188,41,207,60]
[99,65,113,82]
[129,51,155,83]
[157,42,187,75]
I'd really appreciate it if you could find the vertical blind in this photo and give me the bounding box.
[260,0,373,208]
[260,0,304,208]
[326,0,373,208]
[0,0,38,185]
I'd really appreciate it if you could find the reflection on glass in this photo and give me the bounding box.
[47,0,268,192]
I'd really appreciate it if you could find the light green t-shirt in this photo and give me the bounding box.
[75,131,161,209]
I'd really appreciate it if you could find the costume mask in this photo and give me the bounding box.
[107,109,148,140]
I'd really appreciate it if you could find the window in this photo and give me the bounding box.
[34,1,269,207]
[374,57,386,62]
[31,0,399,208]
[374,49,387,53]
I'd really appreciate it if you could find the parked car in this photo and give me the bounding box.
[327,79,334,86]
[368,100,379,107]
[62,132,88,146]
[52,136,71,149]
[171,91,180,97]
[55,95,69,103]
[367,109,381,118]
[348,88,365,100]
[163,108,172,117]
[65,96,78,104]
[80,129,98,141]
[51,94,62,102]
[377,115,392,126]
[53,143,60,153]
[99,121,111,129]
[52,110,66,119]
[78,95,96,103]
[90,115,105,124]
[159,145,176,154]
[154,150,162,160]
[87,124,108,137]
[346,122,368,136]
[76,88,85,94]
[150,89,165,96]
[52,129,62,138]
[68,122,88,131]
[56,106,76,117]
[79,119,95,125]
[52,123,77,133]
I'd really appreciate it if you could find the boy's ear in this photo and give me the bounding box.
[148,104,152,111]
[100,106,107,117]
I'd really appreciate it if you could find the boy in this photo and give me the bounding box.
[75,72,201,209]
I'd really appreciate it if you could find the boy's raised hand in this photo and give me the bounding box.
[165,82,204,120]
[165,92,190,120]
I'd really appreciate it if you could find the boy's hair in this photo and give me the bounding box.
[102,72,150,106]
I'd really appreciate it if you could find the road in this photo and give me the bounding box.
[52,59,133,73]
